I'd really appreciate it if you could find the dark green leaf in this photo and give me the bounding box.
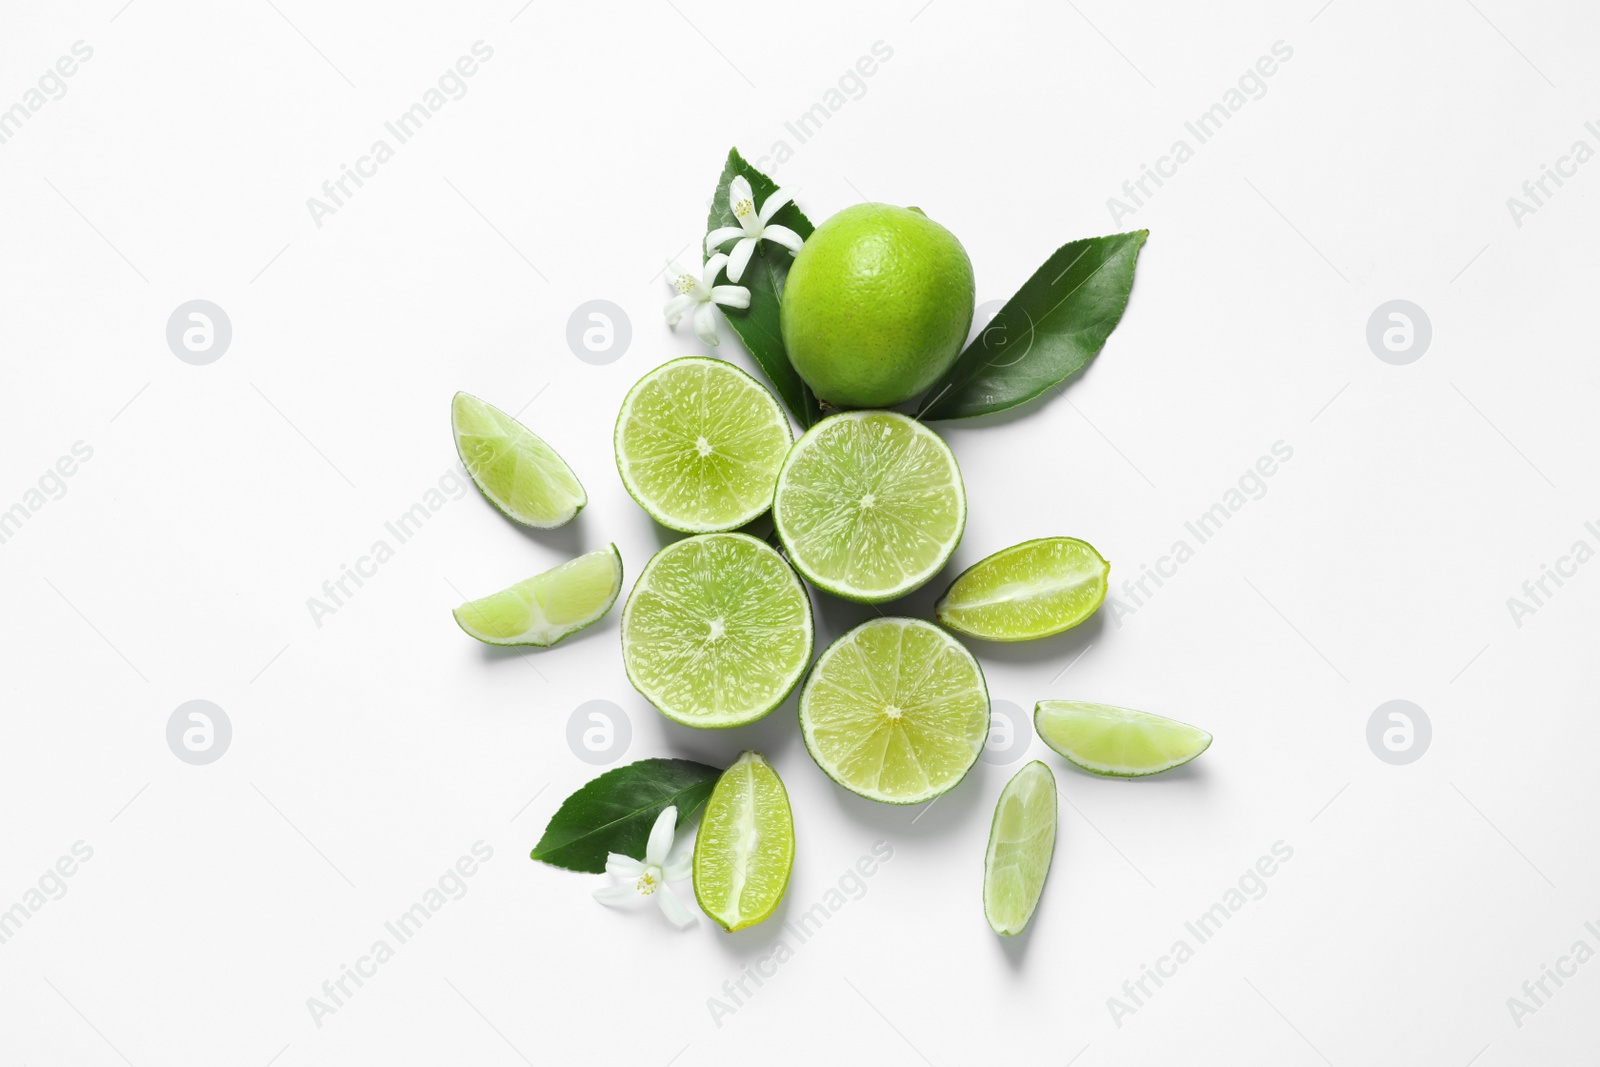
[917,230,1148,420]
[530,757,721,873]
[707,148,822,429]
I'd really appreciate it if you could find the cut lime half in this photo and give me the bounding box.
[452,391,586,528]
[773,411,965,603]
[799,617,988,804]
[615,357,793,533]
[693,752,795,932]
[937,537,1109,641]
[1035,701,1212,777]
[452,545,622,647]
[621,533,813,728]
[984,760,1058,936]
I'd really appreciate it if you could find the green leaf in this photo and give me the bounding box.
[531,757,721,873]
[917,230,1148,421]
[707,148,822,429]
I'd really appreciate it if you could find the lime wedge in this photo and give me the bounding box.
[799,617,988,804]
[1035,701,1212,777]
[937,537,1109,641]
[452,545,622,647]
[452,391,586,528]
[693,751,795,932]
[773,411,965,603]
[615,357,793,533]
[621,533,813,728]
[984,760,1057,936]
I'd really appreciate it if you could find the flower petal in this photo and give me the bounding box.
[663,293,695,326]
[693,300,720,347]
[606,853,645,879]
[761,224,805,254]
[663,856,692,882]
[758,188,795,225]
[705,226,745,253]
[726,238,757,284]
[594,884,638,905]
[703,252,731,286]
[646,806,678,867]
[711,285,750,310]
[656,884,697,928]
[729,174,754,208]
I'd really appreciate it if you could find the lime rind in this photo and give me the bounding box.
[693,751,795,932]
[621,533,814,729]
[615,357,793,533]
[798,617,989,804]
[451,392,587,529]
[936,537,1109,642]
[773,411,967,604]
[452,545,622,648]
[984,760,1058,936]
[1034,701,1212,777]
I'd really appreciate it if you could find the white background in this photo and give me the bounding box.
[1,0,1596,1063]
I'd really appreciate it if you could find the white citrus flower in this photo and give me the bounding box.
[704,175,804,283]
[592,805,696,928]
[663,252,750,347]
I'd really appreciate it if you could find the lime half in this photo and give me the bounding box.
[936,537,1109,642]
[984,760,1058,936]
[1035,701,1212,777]
[452,392,586,528]
[693,751,795,932]
[615,357,793,533]
[452,545,622,647]
[773,411,966,603]
[621,533,813,727]
[799,617,988,804]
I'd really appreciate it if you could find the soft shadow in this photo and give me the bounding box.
[653,690,805,769]
[708,890,795,961]
[491,504,591,557]
[967,611,1107,667]
[1061,756,1211,788]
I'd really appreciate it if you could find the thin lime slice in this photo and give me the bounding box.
[937,537,1109,641]
[984,760,1057,936]
[452,545,622,647]
[1035,701,1212,777]
[615,357,793,533]
[693,751,795,932]
[799,617,988,804]
[773,411,965,603]
[452,391,586,528]
[621,533,813,728]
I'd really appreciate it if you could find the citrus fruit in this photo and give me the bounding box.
[773,410,965,603]
[452,391,586,528]
[615,357,793,533]
[452,545,622,647]
[621,533,812,728]
[780,202,976,408]
[936,537,1109,641]
[798,617,988,804]
[984,760,1058,936]
[693,751,795,932]
[1034,701,1212,777]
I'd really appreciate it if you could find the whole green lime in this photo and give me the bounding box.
[780,203,975,409]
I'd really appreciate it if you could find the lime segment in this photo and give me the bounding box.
[693,752,795,932]
[615,357,793,533]
[621,533,813,728]
[799,617,988,804]
[452,545,622,647]
[773,411,965,603]
[452,392,586,528]
[1035,701,1212,777]
[984,761,1058,936]
[936,537,1109,641]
